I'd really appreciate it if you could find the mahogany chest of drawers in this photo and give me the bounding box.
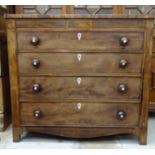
[9,4,155,112]
[6,14,154,144]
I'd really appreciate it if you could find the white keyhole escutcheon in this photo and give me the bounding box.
[77,32,82,40]
[77,53,82,61]
[77,77,82,85]
[77,103,81,110]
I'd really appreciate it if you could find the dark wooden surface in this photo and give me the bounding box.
[0,7,11,131]
[6,15,153,144]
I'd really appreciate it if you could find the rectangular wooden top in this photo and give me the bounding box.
[4,14,155,19]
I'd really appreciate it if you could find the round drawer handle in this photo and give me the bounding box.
[32,83,42,93]
[119,36,129,46]
[119,59,128,68]
[32,58,40,68]
[116,110,126,120]
[117,83,127,93]
[31,36,40,46]
[33,110,42,119]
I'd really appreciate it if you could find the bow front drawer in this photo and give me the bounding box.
[21,102,139,127]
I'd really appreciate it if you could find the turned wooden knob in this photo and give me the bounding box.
[32,83,42,93]
[117,84,127,93]
[119,59,128,68]
[32,58,40,68]
[119,36,129,46]
[31,36,40,46]
[33,110,42,119]
[116,111,126,120]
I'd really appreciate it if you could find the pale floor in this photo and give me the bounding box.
[0,115,155,149]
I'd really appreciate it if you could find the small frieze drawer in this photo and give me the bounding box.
[16,19,145,29]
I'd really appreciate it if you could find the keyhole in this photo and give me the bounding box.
[77,103,81,110]
[77,32,82,40]
[77,54,82,61]
[77,77,82,85]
